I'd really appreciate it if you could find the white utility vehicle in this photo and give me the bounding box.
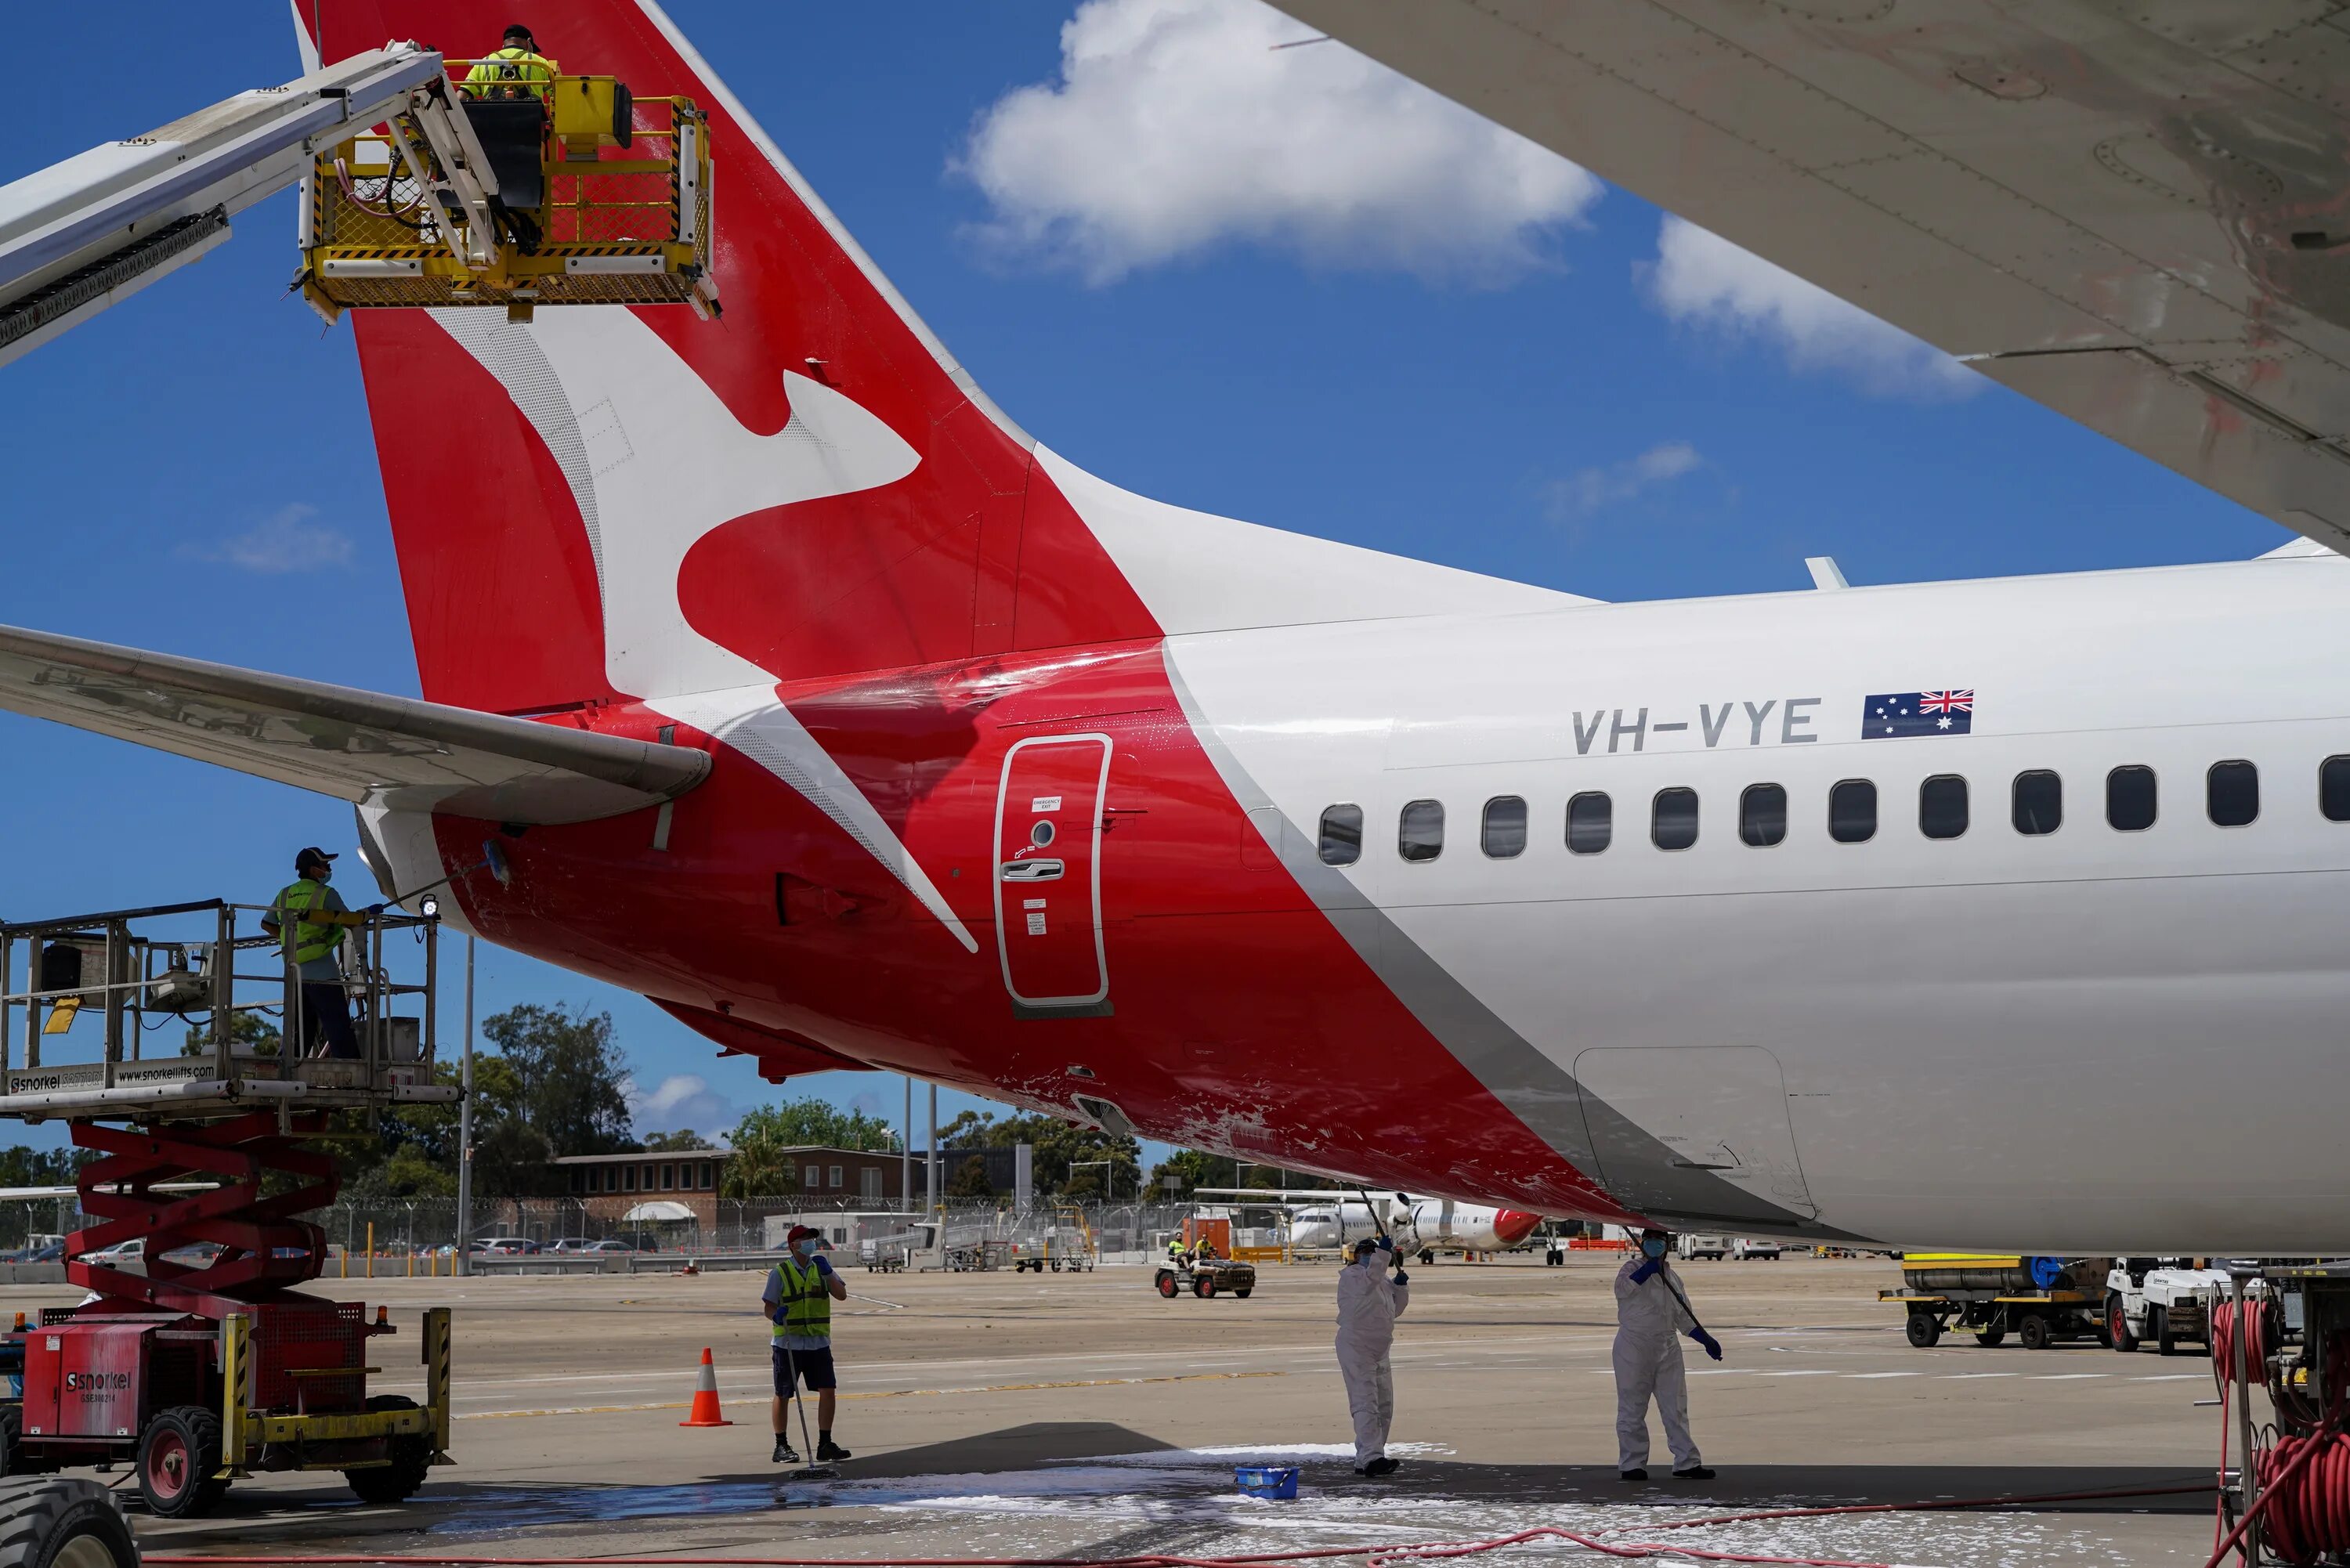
[2106,1257,2228,1355]
[1676,1236,1730,1261]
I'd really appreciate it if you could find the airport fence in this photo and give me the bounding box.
[0,1190,1282,1266]
[246,1196,1224,1263]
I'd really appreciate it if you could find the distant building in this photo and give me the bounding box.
[551,1144,1014,1225]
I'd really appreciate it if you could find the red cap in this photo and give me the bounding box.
[786,1225,819,1245]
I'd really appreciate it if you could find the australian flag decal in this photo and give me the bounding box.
[1863,690,1974,738]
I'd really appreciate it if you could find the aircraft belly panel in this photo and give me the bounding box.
[1572,1046,1819,1223]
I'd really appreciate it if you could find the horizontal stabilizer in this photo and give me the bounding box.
[0,623,707,825]
[650,998,871,1082]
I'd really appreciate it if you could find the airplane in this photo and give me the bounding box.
[1188,1188,1545,1259]
[3,1,2348,1256]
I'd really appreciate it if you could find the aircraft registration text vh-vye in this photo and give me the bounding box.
[5,1,2350,1257]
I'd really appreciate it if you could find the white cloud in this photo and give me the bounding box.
[958,0,1603,284]
[626,1073,743,1140]
[1545,441,1703,521]
[182,503,354,573]
[1645,217,1978,400]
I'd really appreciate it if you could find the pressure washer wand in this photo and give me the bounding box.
[1658,1263,1713,1344]
[388,839,512,909]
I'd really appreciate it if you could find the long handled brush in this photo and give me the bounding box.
[779,1345,837,1481]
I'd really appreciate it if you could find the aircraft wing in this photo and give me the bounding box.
[1279,2,2350,549]
[0,623,708,826]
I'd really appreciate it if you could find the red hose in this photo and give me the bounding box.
[2252,1430,2350,1566]
[139,1478,2215,1568]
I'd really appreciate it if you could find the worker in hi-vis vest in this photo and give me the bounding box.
[463,23,559,101]
[763,1225,851,1465]
[258,847,381,1060]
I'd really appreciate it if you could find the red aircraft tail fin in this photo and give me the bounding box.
[306,0,1158,714]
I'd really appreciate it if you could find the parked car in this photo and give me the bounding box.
[22,1241,62,1263]
[1676,1235,1729,1261]
[598,1234,660,1252]
[545,1238,599,1254]
[81,1237,143,1266]
[477,1237,540,1255]
[1732,1238,1783,1261]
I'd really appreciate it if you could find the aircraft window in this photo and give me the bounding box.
[1740,783,1787,847]
[2107,765,2157,832]
[1480,796,1528,858]
[1919,775,1968,839]
[2207,761,2258,827]
[2324,757,2350,822]
[1828,779,1876,843]
[1318,804,1363,866]
[1567,792,1611,854]
[2012,770,2061,835]
[1398,800,1444,862]
[1651,788,1698,851]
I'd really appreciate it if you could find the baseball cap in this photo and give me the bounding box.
[295,847,338,872]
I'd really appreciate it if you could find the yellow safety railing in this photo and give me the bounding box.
[298,68,717,323]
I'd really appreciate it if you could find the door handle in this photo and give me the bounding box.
[1000,859,1065,883]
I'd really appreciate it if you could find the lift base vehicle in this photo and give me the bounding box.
[0,899,456,1517]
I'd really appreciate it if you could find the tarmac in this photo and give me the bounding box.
[1,1255,2230,1566]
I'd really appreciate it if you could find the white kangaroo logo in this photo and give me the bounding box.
[433,308,978,953]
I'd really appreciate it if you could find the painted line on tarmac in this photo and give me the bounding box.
[453,1368,1285,1421]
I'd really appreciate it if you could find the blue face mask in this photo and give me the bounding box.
[794,1240,819,1259]
[1642,1237,1668,1259]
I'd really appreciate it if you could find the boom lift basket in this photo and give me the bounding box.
[297,65,716,322]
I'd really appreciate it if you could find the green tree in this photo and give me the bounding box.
[718,1134,800,1199]
[0,1146,90,1187]
[642,1129,712,1152]
[732,1098,899,1153]
[181,1010,281,1059]
[1147,1149,1311,1195]
[931,1109,1138,1199]
[483,1005,633,1158]
[946,1154,992,1199]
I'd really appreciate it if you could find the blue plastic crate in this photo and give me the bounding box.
[1234,1465,1299,1500]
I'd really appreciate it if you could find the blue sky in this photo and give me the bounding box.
[1,3,2280,1158]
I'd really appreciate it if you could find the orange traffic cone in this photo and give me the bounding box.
[678,1347,732,1427]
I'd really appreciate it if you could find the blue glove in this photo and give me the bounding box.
[363,903,387,916]
[1629,1258,1661,1284]
[1377,1237,1395,1253]
[1694,1329,1722,1360]
[1391,1269,1409,1287]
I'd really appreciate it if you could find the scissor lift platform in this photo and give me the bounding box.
[0,898,456,1516]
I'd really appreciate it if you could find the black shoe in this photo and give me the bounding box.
[816,1437,851,1462]
[1364,1456,1399,1477]
[1672,1466,1716,1481]
[1618,1468,1649,1482]
[772,1437,801,1465]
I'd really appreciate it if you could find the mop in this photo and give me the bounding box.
[777,1343,838,1481]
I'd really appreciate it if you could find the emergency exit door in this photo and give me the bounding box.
[992,734,1112,1010]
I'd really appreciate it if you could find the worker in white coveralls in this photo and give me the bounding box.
[1334,1233,1409,1477]
[1614,1227,1720,1482]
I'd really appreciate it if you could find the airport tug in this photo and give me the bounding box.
[0,900,454,1517]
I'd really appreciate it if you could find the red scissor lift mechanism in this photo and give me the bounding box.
[0,899,455,1518]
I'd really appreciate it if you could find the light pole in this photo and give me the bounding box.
[901,1075,912,1216]
[454,935,475,1277]
[925,1082,939,1216]
[1071,1159,1114,1204]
